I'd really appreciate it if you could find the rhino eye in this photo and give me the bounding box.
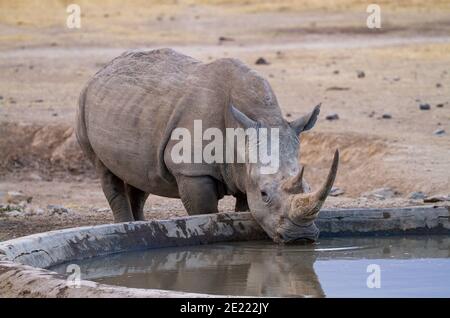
[260,191,269,202]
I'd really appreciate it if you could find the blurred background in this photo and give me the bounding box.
[0,0,449,239]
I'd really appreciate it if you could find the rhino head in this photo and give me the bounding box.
[230,104,339,243]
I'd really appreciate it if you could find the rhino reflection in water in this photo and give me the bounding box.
[64,243,325,297]
[76,48,339,243]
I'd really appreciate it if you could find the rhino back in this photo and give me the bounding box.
[83,49,200,195]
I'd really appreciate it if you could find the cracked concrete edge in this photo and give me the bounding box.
[0,206,449,298]
[0,212,264,298]
[0,212,267,268]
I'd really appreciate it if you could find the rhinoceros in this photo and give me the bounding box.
[76,48,339,243]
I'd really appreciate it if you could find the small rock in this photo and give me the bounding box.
[6,191,32,204]
[325,113,339,121]
[433,128,446,136]
[330,187,345,197]
[0,95,3,100]
[255,57,269,65]
[436,83,442,88]
[333,70,339,74]
[381,113,392,119]
[419,103,431,110]
[286,113,292,118]
[368,111,376,118]
[34,99,44,103]
[424,195,450,203]
[218,36,234,42]
[34,207,45,215]
[47,205,71,215]
[408,191,427,200]
[357,70,365,78]
[95,207,110,213]
[325,86,350,91]
[362,187,398,200]
[436,103,444,108]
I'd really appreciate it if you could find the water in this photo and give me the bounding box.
[50,236,450,297]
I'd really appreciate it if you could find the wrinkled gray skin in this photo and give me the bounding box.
[76,48,339,243]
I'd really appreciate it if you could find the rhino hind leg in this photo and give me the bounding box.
[176,175,219,215]
[125,183,149,221]
[96,160,134,222]
[234,193,249,212]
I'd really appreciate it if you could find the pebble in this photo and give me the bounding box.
[218,36,234,42]
[333,70,339,74]
[357,70,365,78]
[436,83,442,88]
[95,208,110,213]
[408,191,427,200]
[362,187,398,200]
[381,113,392,119]
[433,128,446,136]
[436,103,444,108]
[330,187,345,196]
[419,103,431,110]
[326,86,349,91]
[255,57,269,65]
[325,113,339,121]
[47,205,72,215]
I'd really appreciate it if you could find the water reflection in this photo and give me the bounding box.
[50,236,450,297]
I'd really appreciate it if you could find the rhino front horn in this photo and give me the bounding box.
[288,149,339,221]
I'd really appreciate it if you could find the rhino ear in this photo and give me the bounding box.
[289,103,321,135]
[230,104,257,129]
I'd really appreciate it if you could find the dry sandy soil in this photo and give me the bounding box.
[0,0,449,240]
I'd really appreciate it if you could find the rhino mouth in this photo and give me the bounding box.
[275,218,320,243]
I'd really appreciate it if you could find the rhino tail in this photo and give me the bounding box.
[75,84,97,164]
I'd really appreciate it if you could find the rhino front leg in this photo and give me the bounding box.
[176,175,219,215]
[96,160,134,222]
[125,183,149,221]
[234,193,249,212]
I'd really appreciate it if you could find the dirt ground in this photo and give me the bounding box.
[0,1,449,241]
